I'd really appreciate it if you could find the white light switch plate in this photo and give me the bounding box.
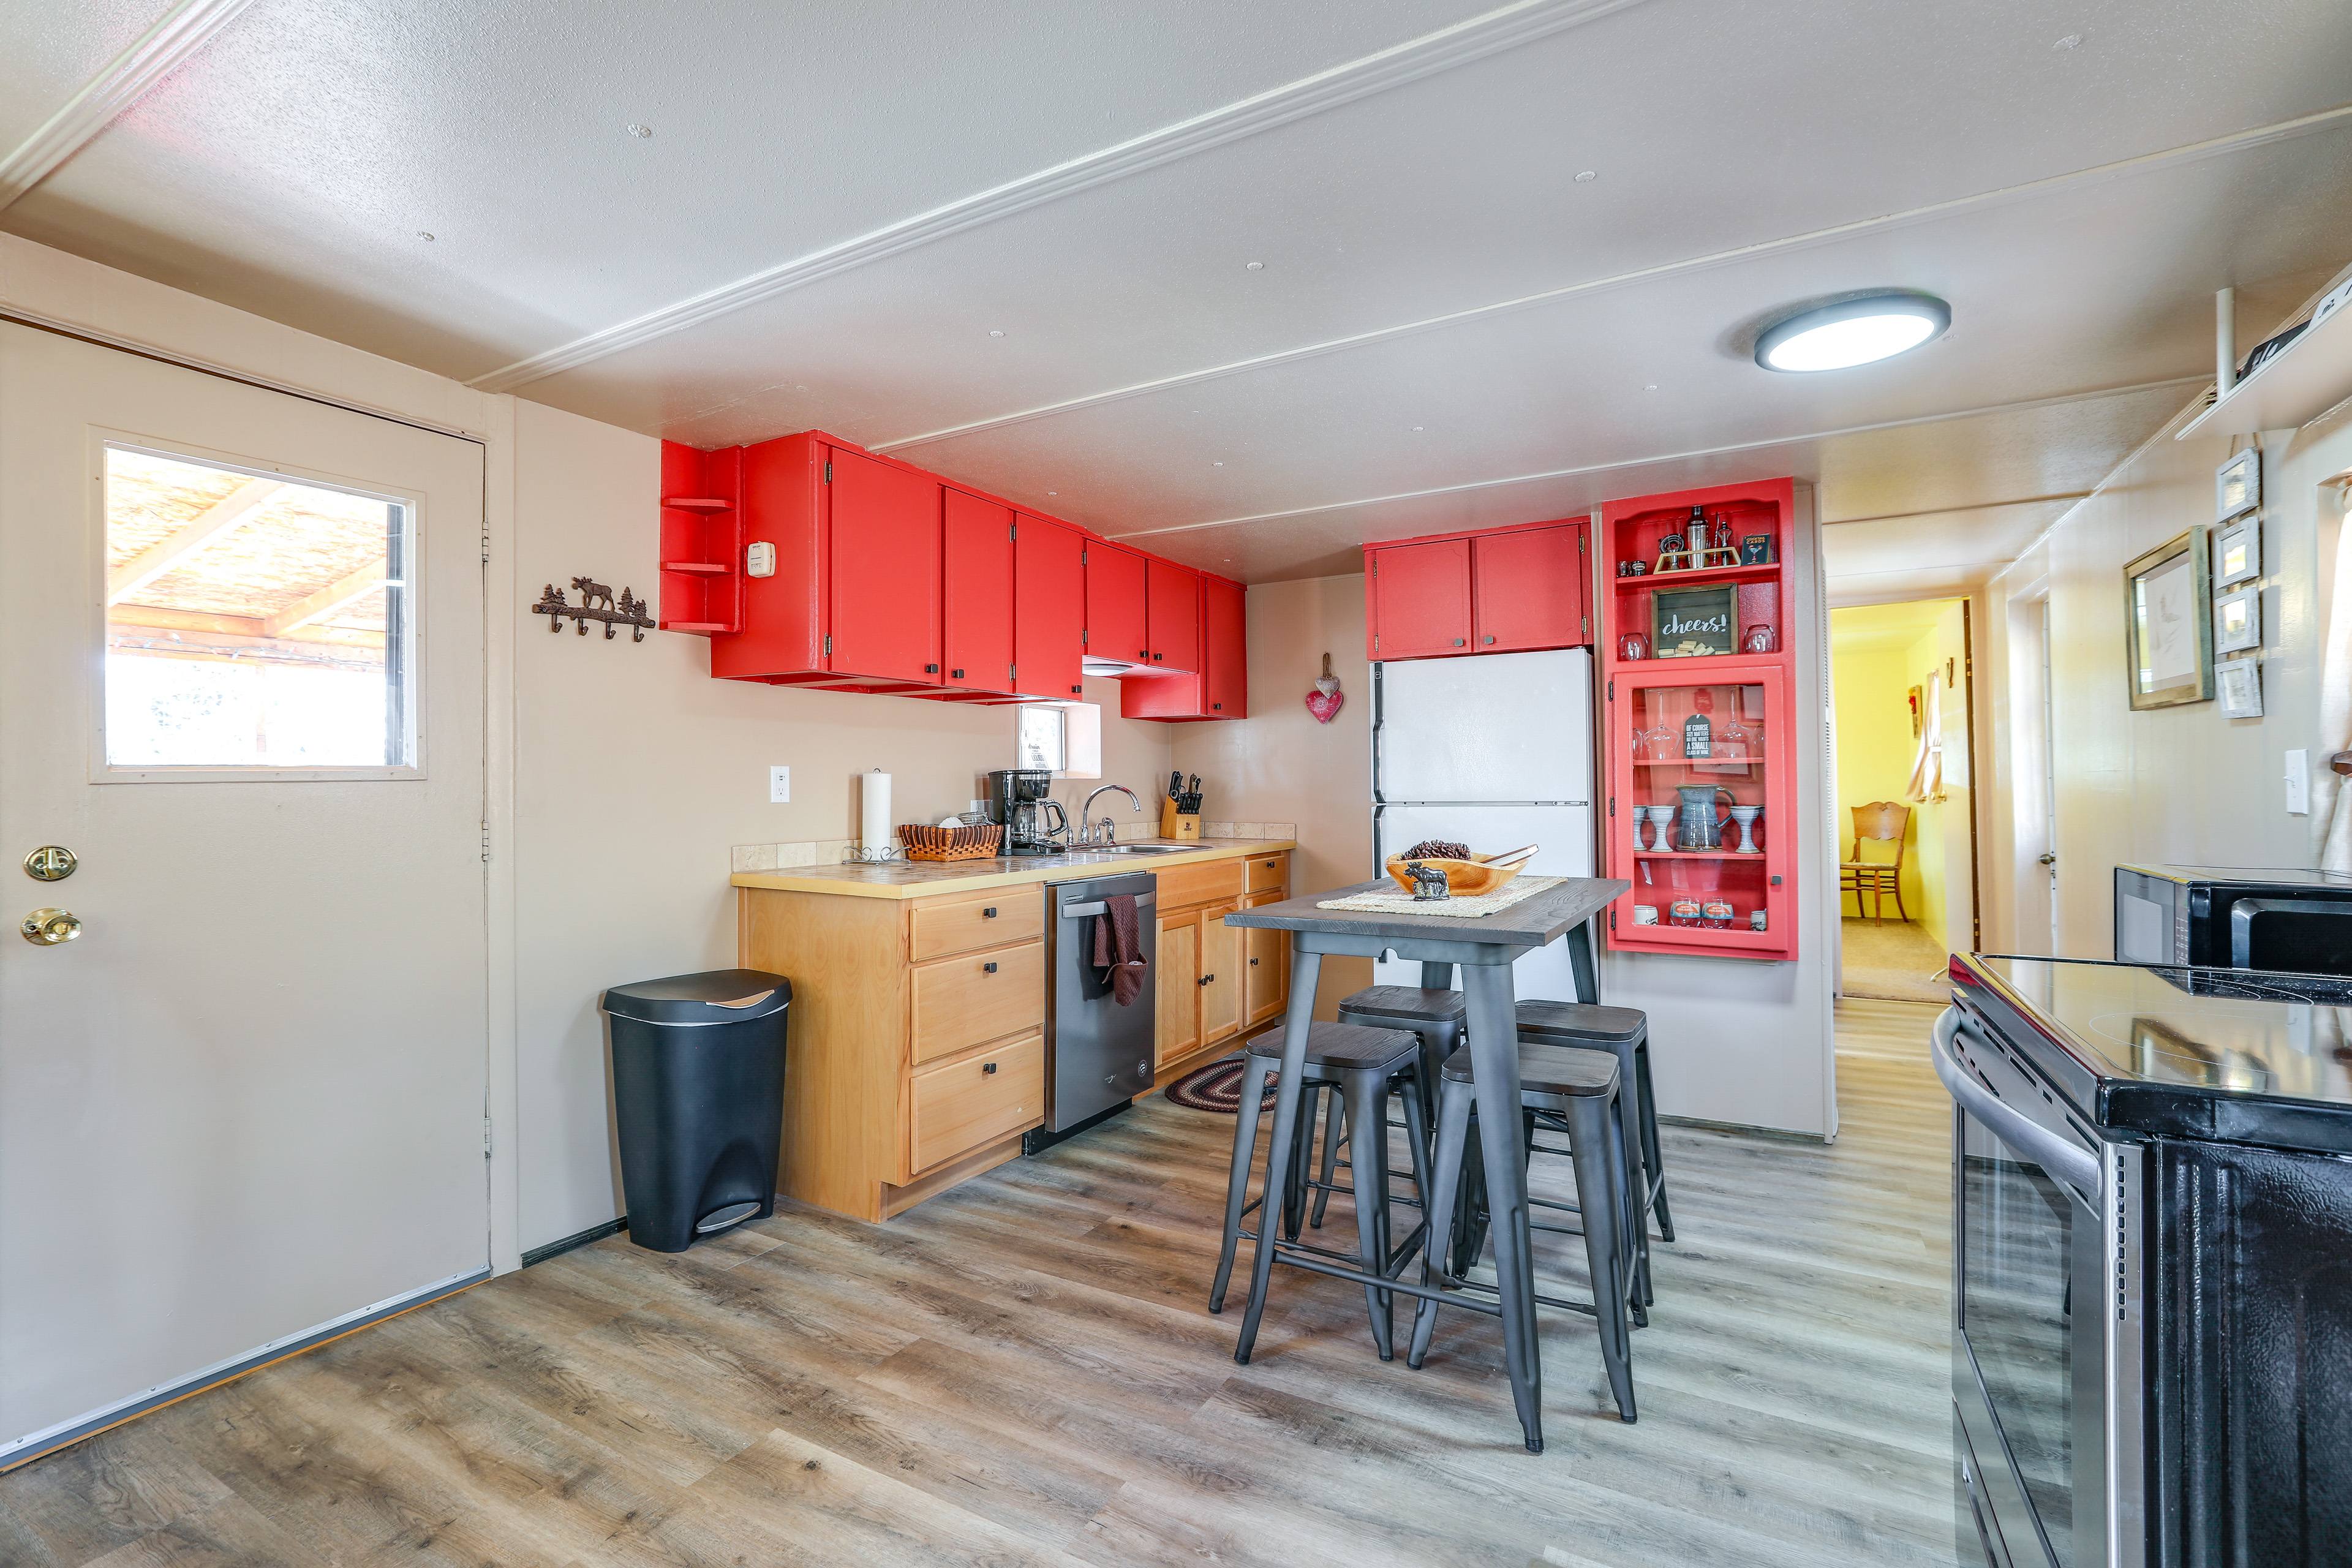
[769,765,791,804]
[2285,749,2309,814]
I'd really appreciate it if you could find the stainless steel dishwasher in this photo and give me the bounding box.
[1028,869,1158,1150]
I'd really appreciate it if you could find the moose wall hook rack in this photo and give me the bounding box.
[533,577,655,641]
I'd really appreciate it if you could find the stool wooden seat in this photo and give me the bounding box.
[1411,1041,1638,1423]
[1517,1000,1672,1311]
[1325,986,1466,1226]
[1336,986,1467,1022]
[1210,1023,1432,1360]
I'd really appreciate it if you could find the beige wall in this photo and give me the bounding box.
[1170,575,1375,1016]
[511,399,1175,1248]
[1978,407,2352,957]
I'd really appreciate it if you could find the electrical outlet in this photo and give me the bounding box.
[2285,750,2309,815]
[769,765,791,804]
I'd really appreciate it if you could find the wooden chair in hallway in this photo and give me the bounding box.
[1841,801,1911,920]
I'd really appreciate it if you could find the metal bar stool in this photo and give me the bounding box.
[1208,1022,1433,1360]
[1516,1000,1673,1309]
[1408,1041,1637,1424]
[1310,986,1467,1227]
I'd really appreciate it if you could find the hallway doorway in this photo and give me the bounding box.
[1828,599,1978,1003]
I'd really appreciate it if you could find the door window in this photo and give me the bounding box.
[102,445,414,771]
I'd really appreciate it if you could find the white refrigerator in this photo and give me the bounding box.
[1370,647,1596,1001]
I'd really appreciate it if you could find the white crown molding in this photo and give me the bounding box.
[1104,376,2207,540]
[874,102,2352,454]
[0,0,257,213]
[465,0,1651,394]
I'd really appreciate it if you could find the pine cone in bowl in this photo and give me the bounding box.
[1402,838,1472,862]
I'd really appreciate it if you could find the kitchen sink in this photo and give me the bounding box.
[1076,843,1194,854]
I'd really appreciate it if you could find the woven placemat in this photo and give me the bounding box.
[1316,873,1563,919]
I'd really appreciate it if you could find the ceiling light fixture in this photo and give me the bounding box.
[1754,292,1950,372]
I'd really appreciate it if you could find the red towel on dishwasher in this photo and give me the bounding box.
[1091,893,1147,1006]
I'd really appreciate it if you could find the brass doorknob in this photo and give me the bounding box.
[21,908,80,946]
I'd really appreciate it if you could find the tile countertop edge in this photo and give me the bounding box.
[729,839,1300,900]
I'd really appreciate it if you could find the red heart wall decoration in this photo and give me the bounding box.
[1305,688,1343,724]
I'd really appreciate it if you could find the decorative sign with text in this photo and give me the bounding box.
[1651,585,1738,659]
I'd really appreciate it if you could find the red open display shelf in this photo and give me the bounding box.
[658,443,744,635]
[1600,478,1796,960]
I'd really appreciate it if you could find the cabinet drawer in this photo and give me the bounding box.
[1243,851,1289,894]
[910,889,1043,960]
[913,940,1044,1065]
[1156,856,1243,911]
[909,1032,1044,1173]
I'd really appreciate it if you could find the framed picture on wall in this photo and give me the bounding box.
[2214,584,2262,653]
[2214,517,2261,588]
[2216,656,2263,718]
[2124,526,2214,709]
[1651,584,1738,658]
[2215,449,2261,523]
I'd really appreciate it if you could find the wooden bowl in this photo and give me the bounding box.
[1383,845,1535,897]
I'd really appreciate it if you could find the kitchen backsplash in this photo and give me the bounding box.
[729,819,1296,873]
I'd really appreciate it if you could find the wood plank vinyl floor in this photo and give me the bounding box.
[1,1000,1960,1567]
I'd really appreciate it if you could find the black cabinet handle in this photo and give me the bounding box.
[982,1061,998,1075]
[1071,684,1082,694]
[1212,701,1221,710]
[925,663,940,673]
[1199,973,1215,986]
[981,907,997,918]
[1249,957,1259,966]
[1153,652,1163,661]
[1451,638,1466,647]
[983,962,998,974]
[951,667,964,679]
[1482,635,1495,645]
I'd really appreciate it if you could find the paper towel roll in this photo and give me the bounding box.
[860,770,891,849]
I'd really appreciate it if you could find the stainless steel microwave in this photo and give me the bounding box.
[2113,864,2352,976]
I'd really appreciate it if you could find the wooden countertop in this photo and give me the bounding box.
[731,838,1298,900]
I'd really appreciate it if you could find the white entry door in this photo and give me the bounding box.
[0,325,491,1462]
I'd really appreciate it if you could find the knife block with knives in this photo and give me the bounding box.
[1161,772,1203,840]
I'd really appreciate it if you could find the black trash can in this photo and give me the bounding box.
[601,969,791,1253]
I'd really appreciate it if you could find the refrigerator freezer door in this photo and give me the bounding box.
[1373,803,1594,1002]
[1374,648,1593,804]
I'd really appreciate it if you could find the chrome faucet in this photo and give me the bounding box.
[1080,783,1142,846]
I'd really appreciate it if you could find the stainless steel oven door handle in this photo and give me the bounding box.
[1931,1006,2101,1205]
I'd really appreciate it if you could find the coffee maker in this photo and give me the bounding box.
[984,768,1066,856]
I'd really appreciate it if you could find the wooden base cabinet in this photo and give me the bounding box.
[740,884,1047,1223]
[1150,852,1287,1082]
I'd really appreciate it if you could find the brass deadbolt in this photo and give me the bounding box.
[22,845,74,882]
[21,908,80,946]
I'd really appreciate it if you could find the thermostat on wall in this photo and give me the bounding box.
[746,540,775,578]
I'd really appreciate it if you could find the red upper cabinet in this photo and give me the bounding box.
[1146,560,1201,673]
[1472,522,1586,652]
[1014,514,1087,698]
[1202,575,1246,717]
[827,447,943,685]
[942,489,1014,690]
[1088,543,1149,665]
[1367,538,1472,658]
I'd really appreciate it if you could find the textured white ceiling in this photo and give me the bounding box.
[5,0,2350,587]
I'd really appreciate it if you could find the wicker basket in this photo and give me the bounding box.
[898,822,1005,862]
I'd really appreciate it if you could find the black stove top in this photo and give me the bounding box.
[1950,954,2352,1154]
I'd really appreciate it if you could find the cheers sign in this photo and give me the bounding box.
[1651,585,1738,658]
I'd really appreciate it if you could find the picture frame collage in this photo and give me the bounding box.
[2211,448,2263,719]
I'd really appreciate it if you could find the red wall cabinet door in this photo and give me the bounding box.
[943,489,1014,690]
[1014,514,1086,698]
[1368,538,1472,658]
[1472,523,1587,652]
[1088,543,1149,665]
[827,447,942,684]
[1146,560,1202,673]
[1202,576,1246,717]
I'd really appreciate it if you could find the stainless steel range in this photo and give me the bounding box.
[1943,954,2352,1568]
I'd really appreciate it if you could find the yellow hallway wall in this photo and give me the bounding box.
[1831,639,1928,921]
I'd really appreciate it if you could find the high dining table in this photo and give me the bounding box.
[1222,874,1629,1453]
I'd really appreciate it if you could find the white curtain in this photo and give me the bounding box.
[1907,671,1944,802]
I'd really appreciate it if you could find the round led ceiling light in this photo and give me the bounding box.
[1754,292,1950,372]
